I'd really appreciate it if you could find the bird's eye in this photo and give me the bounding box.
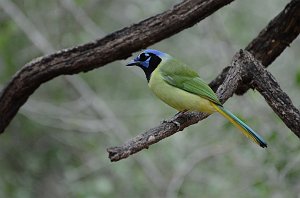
[138,53,149,61]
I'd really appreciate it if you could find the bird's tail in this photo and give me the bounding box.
[210,102,267,148]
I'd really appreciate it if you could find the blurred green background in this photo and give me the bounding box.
[0,0,300,197]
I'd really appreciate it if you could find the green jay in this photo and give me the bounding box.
[126,49,267,148]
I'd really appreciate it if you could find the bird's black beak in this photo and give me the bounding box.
[126,60,139,66]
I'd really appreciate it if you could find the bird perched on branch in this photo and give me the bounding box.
[126,49,267,148]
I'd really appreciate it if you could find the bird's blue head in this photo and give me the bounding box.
[126,49,167,81]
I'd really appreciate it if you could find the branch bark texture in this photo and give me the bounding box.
[246,58,300,137]
[245,0,300,66]
[210,0,300,93]
[0,0,235,133]
[238,0,300,94]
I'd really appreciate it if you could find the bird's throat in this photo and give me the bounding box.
[140,55,162,82]
[141,67,152,82]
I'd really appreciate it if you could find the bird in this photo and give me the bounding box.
[126,49,267,148]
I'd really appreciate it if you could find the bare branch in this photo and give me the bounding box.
[0,0,235,133]
[238,0,300,95]
[245,0,300,66]
[239,52,300,137]
[209,0,300,93]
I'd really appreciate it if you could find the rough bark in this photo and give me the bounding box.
[245,0,300,67]
[210,0,300,93]
[237,0,300,94]
[244,55,300,137]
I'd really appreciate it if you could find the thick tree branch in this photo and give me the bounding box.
[245,0,300,67]
[0,0,235,133]
[235,0,300,95]
[210,0,300,93]
[242,53,300,137]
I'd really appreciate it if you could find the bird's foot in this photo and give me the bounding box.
[162,110,188,129]
[175,110,188,117]
[170,120,181,129]
[161,118,181,130]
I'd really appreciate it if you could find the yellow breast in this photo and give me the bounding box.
[148,68,216,114]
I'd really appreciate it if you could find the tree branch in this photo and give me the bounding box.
[242,53,300,137]
[209,0,300,93]
[245,0,300,67]
[0,0,235,133]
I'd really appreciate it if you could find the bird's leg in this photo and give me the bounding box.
[170,120,181,129]
[162,110,187,124]
[175,109,188,116]
[164,110,188,129]
[174,111,182,117]
[172,110,187,127]
[161,118,181,129]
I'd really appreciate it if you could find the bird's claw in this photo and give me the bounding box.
[161,119,168,124]
[162,118,181,130]
[174,111,182,117]
[175,110,188,117]
[162,110,187,129]
[171,120,181,128]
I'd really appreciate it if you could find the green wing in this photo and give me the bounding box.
[160,59,222,106]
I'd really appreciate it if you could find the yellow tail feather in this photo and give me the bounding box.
[210,102,267,148]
